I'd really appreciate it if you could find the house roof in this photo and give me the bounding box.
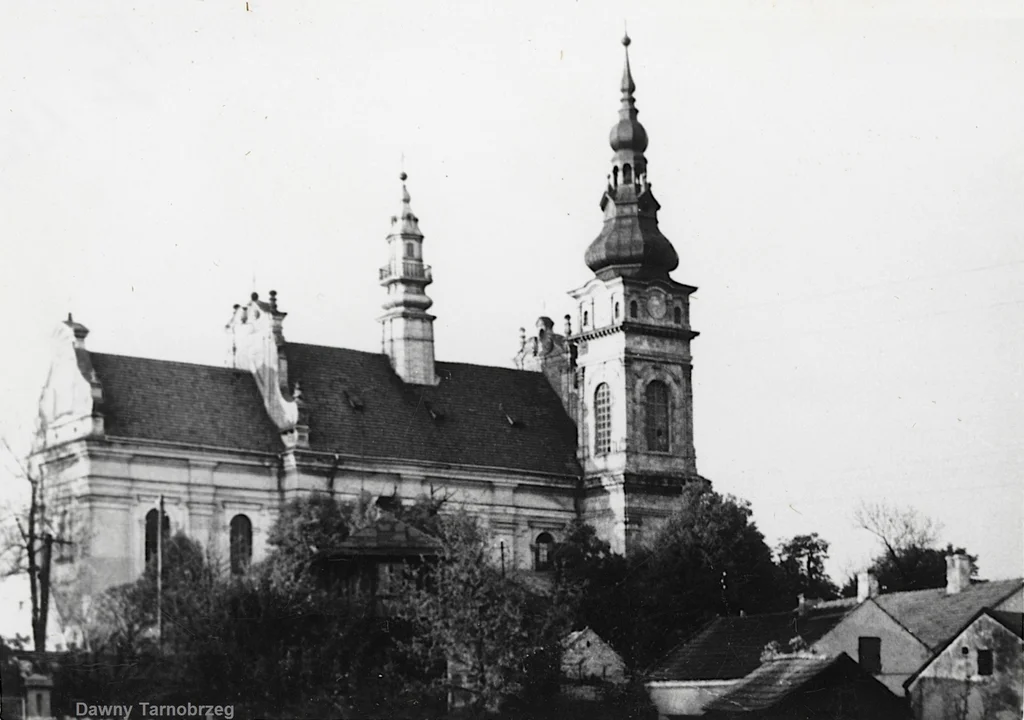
[88,345,582,477]
[988,609,1024,640]
[325,516,441,558]
[646,603,855,682]
[703,653,888,713]
[872,578,1023,650]
[903,607,1024,690]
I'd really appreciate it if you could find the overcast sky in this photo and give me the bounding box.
[1,0,1021,584]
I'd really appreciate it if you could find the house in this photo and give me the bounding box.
[645,599,855,717]
[702,652,910,720]
[561,627,628,700]
[812,554,1024,695]
[313,510,441,612]
[903,608,1023,720]
[31,34,708,631]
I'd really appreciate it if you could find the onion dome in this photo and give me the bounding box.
[584,35,679,280]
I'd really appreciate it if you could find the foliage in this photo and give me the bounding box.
[776,533,839,601]
[854,500,976,593]
[389,511,571,715]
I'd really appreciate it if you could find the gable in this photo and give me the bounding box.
[910,613,1024,687]
[813,599,931,664]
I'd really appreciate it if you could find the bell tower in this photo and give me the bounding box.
[571,35,705,554]
[379,172,438,386]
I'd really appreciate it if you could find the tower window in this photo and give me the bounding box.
[978,649,993,676]
[614,302,620,320]
[673,306,682,325]
[405,242,415,259]
[534,532,554,571]
[645,381,671,452]
[144,508,170,567]
[622,164,633,185]
[594,383,612,455]
[629,301,638,319]
[230,514,253,575]
[583,310,589,327]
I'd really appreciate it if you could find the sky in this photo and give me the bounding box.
[1,0,1022,587]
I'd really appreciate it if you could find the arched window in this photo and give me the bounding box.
[622,164,633,185]
[230,514,253,575]
[614,302,620,320]
[629,301,638,319]
[594,383,612,455]
[645,381,671,452]
[583,310,589,327]
[144,508,169,567]
[535,532,554,571]
[674,306,682,325]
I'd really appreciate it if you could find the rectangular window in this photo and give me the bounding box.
[858,636,882,674]
[978,649,993,676]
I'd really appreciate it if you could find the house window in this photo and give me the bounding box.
[594,383,612,455]
[229,514,253,575]
[858,637,882,674]
[144,508,170,567]
[645,381,671,452]
[535,532,554,571]
[629,301,638,319]
[978,649,993,676]
[673,306,682,325]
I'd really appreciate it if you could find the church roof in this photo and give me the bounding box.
[88,345,581,478]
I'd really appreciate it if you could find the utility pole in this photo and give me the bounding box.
[157,494,164,652]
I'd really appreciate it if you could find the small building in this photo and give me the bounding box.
[904,608,1023,720]
[813,557,1023,695]
[645,599,854,717]
[561,627,627,699]
[703,652,909,720]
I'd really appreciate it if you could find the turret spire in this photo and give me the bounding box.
[379,171,438,385]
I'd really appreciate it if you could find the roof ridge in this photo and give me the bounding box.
[90,351,239,372]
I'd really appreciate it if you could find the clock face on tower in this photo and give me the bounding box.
[646,292,666,319]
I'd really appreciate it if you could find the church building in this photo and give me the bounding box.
[32,36,706,602]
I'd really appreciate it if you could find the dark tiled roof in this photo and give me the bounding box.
[988,609,1024,640]
[91,353,284,452]
[873,578,1023,649]
[646,606,852,682]
[286,343,581,476]
[328,517,440,557]
[704,653,900,714]
[89,345,582,477]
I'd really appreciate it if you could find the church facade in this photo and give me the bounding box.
[32,36,706,603]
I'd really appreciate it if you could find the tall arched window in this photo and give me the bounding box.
[614,302,621,320]
[404,241,415,259]
[534,532,554,571]
[594,383,612,455]
[230,514,253,575]
[144,508,169,567]
[645,381,671,452]
[629,301,638,319]
[673,306,682,325]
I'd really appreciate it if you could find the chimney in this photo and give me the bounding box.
[946,553,973,595]
[857,572,879,603]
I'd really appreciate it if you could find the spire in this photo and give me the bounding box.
[394,171,422,237]
[584,33,679,280]
[379,170,437,385]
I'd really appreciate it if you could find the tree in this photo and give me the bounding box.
[390,512,568,715]
[623,484,788,668]
[854,500,976,592]
[777,533,839,601]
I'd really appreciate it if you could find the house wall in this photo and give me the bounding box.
[813,600,931,696]
[645,680,737,718]
[908,616,1023,720]
[561,629,627,684]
